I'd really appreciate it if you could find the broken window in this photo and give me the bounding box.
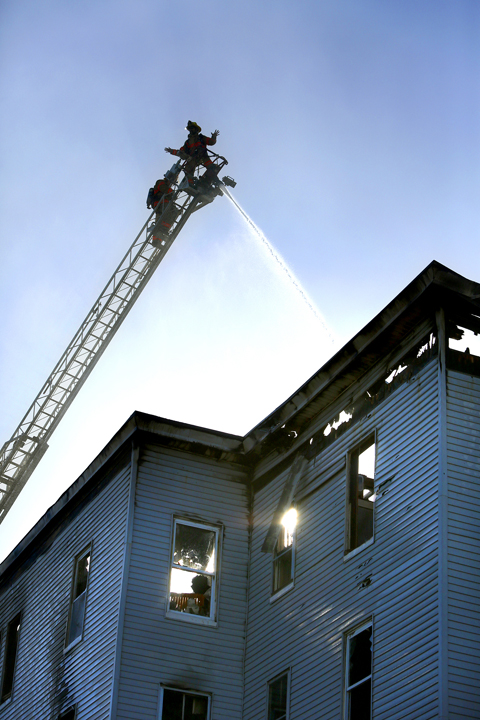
[273,507,297,595]
[161,688,210,720]
[345,622,372,720]
[168,520,219,622]
[1,613,21,703]
[268,672,289,720]
[66,549,91,648]
[346,436,376,553]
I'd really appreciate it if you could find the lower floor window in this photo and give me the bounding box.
[345,622,372,720]
[268,671,289,720]
[161,688,209,720]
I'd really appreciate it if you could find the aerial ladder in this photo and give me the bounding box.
[0,152,236,523]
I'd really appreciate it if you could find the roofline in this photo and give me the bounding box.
[2,260,479,582]
[0,412,245,584]
[242,260,480,451]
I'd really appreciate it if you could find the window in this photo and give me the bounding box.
[268,672,289,720]
[59,707,76,720]
[272,508,297,595]
[160,688,210,720]
[1,613,21,703]
[344,622,372,720]
[168,520,219,623]
[346,436,376,553]
[66,548,91,647]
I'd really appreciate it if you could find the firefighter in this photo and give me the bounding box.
[165,121,220,188]
[147,167,179,244]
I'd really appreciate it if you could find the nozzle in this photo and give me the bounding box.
[222,176,236,188]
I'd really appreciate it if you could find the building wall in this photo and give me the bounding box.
[116,444,250,720]
[244,360,440,720]
[0,461,131,720]
[446,370,480,719]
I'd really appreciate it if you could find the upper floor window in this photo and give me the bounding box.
[268,671,289,720]
[344,622,372,719]
[160,687,210,719]
[273,508,297,595]
[59,707,77,720]
[1,612,21,703]
[346,436,376,554]
[66,548,91,648]
[168,519,219,624]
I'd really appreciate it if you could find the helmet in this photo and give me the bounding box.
[186,120,201,133]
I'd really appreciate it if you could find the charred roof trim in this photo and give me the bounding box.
[243,261,480,457]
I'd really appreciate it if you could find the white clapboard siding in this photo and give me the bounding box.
[0,462,131,719]
[116,445,250,720]
[244,360,440,720]
[446,370,480,719]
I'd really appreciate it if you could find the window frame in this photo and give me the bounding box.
[158,686,211,720]
[58,706,77,720]
[271,507,296,600]
[166,517,221,627]
[343,620,373,720]
[345,433,376,557]
[0,612,22,704]
[65,545,92,650]
[266,669,290,720]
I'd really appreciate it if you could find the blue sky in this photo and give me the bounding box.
[1,0,479,558]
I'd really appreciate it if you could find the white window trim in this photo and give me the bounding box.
[271,508,296,597]
[270,580,295,603]
[65,545,92,651]
[344,433,377,556]
[166,518,220,627]
[343,537,374,562]
[343,620,373,720]
[266,668,291,720]
[158,685,211,720]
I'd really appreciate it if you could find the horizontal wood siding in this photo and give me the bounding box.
[117,446,250,720]
[244,361,440,719]
[446,370,480,719]
[0,464,130,719]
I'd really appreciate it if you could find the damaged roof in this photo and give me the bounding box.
[2,260,479,581]
[242,260,480,458]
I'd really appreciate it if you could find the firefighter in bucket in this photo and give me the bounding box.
[165,121,220,190]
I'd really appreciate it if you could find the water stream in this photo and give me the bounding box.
[222,187,334,343]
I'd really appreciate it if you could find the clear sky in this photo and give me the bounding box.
[1,0,479,561]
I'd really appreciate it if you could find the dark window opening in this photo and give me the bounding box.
[59,707,76,720]
[346,437,376,553]
[1,612,22,703]
[345,624,372,720]
[66,549,90,647]
[161,688,209,720]
[268,673,288,720]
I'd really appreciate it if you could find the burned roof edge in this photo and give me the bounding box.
[243,260,480,453]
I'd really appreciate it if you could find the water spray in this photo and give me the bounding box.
[220,184,335,343]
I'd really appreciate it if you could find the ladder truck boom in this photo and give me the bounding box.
[0,155,235,523]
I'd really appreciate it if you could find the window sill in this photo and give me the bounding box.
[165,610,217,628]
[344,538,374,562]
[64,635,83,654]
[270,581,294,603]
